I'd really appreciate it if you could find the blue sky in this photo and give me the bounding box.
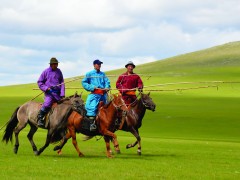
[0,0,240,86]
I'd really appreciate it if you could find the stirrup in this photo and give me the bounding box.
[37,120,45,128]
[90,123,97,131]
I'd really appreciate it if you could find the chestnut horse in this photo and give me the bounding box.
[2,93,84,156]
[53,94,128,158]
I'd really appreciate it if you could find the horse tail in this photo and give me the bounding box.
[51,107,73,143]
[2,107,20,144]
[82,135,94,141]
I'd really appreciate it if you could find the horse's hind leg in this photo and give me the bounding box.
[27,123,38,155]
[53,134,69,153]
[13,122,27,154]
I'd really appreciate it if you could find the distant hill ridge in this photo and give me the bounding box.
[134,41,240,74]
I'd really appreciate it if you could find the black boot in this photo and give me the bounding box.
[37,109,47,128]
[88,116,97,131]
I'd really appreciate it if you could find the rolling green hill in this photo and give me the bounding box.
[1,41,240,179]
[1,41,240,141]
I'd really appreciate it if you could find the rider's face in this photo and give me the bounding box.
[94,63,101,71]
[127,65,134,74]
[50,63,58,70]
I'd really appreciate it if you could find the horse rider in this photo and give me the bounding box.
[37,57,65,128]
[116,61,143,105]
[82,59,110,131]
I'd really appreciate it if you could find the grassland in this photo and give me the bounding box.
[0,41,240,179]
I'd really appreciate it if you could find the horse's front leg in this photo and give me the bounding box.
[112,138,121,154]
[36,130,53,156]
[126,127,141,155]
[69,127,84,157]
[102,130,119,157]
[104,136,113,158]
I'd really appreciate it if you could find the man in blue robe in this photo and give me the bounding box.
[82,59,110,131]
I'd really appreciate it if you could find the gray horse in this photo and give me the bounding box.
[2,93,84,156]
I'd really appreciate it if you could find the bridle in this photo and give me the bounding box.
[140,94,154,109]
[111,97,127,111]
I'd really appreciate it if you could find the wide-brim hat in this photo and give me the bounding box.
[125,61,135,68]
[49,57,59,64]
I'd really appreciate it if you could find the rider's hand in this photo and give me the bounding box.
[47,87,53,93]
[104,88,110,93]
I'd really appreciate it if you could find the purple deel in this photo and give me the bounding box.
[37,67,65,109]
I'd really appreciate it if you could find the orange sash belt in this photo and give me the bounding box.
[125,91,136,96]
[92,89,105,95]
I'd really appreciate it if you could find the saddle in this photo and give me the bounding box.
[81,101,104,131]
[38,103,58,129]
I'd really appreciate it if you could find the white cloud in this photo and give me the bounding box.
[0,0,240,86]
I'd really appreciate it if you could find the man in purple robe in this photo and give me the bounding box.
[37,57,65,128]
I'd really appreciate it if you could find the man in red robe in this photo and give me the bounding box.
[116,61,143,105]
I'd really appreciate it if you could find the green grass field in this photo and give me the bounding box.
[1,42,240,179]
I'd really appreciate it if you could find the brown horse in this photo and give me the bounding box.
[118,92,156,155]
[53,94,128,158]
[2,93,84,156]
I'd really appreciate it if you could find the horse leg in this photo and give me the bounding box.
[112,138,121,154]
[104,136,113,158]
[102,130,120,157]
[70,128,84,157]
[27,123,38,155]
[13,122,27,154]
[53,134,69,152]
[126,128,142,155]
[36,130,53,156]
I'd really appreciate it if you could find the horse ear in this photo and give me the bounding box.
[80,92,83,97]
[148,92,150,96]
[74,91,78,97]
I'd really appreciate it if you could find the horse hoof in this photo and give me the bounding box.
[137,151,141,155]
[53,146,60,151]
[116,150,121,154]
[13,149,18,154]
[35,151,41,156]
[34,151,38,155]
[57,150,62,155]
[126,144,131,149]
[78,153,84,157]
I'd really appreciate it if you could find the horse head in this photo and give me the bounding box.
[112,94,128,112]
[69,92,85,113]
[140,92,156,111]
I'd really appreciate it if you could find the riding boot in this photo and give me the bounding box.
[88,116,97,131]
[37,109,47,128]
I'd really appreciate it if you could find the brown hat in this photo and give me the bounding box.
[49,57,59,64]
[125,61,135,68]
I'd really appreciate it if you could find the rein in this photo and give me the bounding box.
[111,98,127,110]
[140,97,150,108]
[125,93,140,107]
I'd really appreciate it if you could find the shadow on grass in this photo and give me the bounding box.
[32,152,178,160]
